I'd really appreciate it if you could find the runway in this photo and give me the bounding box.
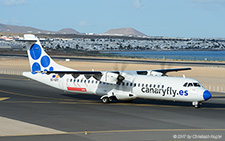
[0,74,225,141]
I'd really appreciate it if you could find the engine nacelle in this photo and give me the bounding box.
[100,72,119,84]
[149,71,163,76]
[114,92,137,100]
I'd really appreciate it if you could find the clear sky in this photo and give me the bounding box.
[0,0,225,38]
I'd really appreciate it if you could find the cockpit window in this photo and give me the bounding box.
[188,83,193,87]
[183,82,201,87]
[183,82,188,87]
[193,83,201,87]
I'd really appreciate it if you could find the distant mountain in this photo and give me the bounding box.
[104,27,147,37]
[0,23,54,34]
[0,23,147,37]
[57,28,79,34]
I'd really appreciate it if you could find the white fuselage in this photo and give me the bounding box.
[23,71,206,103]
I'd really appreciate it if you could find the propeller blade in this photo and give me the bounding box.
[117,75,125,85]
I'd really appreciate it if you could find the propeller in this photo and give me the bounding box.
[116,74,125,85]
[113,62,127,85]
[160,62,171,76]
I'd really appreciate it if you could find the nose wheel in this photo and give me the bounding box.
[192,101,201,108]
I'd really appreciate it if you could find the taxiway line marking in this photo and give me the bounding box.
[0,89,92,103]
[0,97,10,101]
[68,128,225,134]
[2,100,225,110]
[1,89,225,110]
[1,128,225,137]
[0,76,29,81]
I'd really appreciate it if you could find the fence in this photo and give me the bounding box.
[0,69,23,75]
[204,85,225,93]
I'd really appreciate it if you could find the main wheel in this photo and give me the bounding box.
[101,97,109,104]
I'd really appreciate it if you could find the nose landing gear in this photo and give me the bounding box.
[192,101,202,108]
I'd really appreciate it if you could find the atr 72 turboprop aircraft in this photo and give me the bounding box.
[20,34,211,108]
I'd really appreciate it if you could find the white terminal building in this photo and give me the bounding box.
[1,36,225,51]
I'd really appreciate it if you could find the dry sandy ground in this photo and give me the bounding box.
[0,58,225,92]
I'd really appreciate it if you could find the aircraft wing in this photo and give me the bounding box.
[136,68,191,76]
[41,67,191,79]
[153,68,191,75]
[42,71,102,80]
[45,71,102,74]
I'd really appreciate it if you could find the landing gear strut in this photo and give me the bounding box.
[192,101,201,108]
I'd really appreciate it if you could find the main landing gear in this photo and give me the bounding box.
[192,101,202,108]
[101,95,113,104]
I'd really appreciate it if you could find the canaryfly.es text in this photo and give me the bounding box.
[141,87,188,97]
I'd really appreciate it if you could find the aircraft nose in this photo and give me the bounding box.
[203,90,212,101]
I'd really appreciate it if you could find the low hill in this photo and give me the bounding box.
[105,27,147,36]
[57,28,79,34]
[0,23,53,34]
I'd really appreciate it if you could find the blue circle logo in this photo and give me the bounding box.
[32,62,41,74]
[41,55,50,67]
[30,44,42,60]
[49,66,54,71]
